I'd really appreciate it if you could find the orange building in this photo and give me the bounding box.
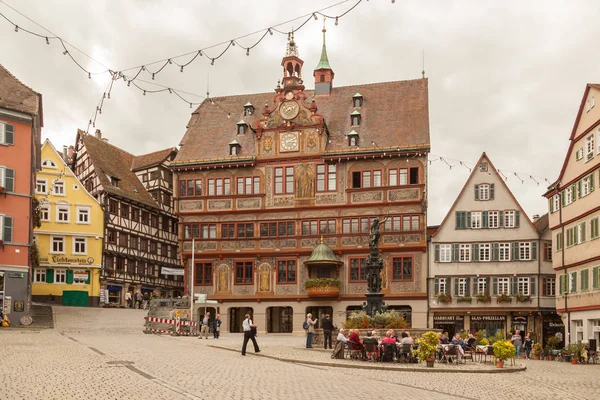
[0,64,43,322]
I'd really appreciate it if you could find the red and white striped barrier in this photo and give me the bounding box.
[145,317,198,326]
[143,327,193,335]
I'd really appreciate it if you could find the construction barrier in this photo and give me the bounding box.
[145,317,198,326]
[143,327,193,336]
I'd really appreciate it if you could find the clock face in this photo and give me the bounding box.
[280,132,299,152]
[279,101,299,120]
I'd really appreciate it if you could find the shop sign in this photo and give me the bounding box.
[8,272,25,279]
[434,315,464,322]
[13,300,24,313]
[471,315,506,321]
[73,270,89,284]
[512,316,527,323]
[40,256,95,265]
[546,322,564,328]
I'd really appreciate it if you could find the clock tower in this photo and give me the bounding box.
[280,32,304,91]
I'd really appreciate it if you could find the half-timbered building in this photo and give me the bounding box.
[71,129,183,305]
[172,32,430,333]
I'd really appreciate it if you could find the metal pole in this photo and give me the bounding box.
[190,238,195,325]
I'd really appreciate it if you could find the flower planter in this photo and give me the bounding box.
[426,358,435,368]
[534,356,540,360]
[547,355,554,361]
[307,285,340,297]
[571,359,578,365]
[496,360,504,368]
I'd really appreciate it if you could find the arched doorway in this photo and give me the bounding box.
[305,306,333,329]
[266,307,293,333]
[229,307,254,333]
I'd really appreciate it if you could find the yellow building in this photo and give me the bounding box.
[32,140,104,306]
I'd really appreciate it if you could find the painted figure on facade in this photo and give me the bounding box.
[296,164,314,198]
[259,266,270,292]
[218,267,228,293]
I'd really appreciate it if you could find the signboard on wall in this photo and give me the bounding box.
[73,270,88,284]
[470,315,506,321]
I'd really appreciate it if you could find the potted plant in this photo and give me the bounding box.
[456,296,472,303]
[516,292,531,303]
[304,278,340,296]
[437,292,452,304]
[531,343,543,360]
[414,331,440,367]
[566,343,583,364]
[545,336,561,361]
[475,293,491,303]
[496,293,512,303]
[493,340,516,368]
[479,337,489,346]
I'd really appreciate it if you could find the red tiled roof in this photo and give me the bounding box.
[80,131,159,208]
[132,147,177,171]
[0,64,40,116]
[175,78,430,162]
[533,213,549,234]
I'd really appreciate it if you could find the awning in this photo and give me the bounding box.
[161,267,184,276]
[107,285,122,292]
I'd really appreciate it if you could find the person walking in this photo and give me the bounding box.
[134,291,141,309]
[199,312,210,339]
[241,313,260,356]
[511,330,523,358]
[524,332,533,359]
[321,314,333,349]
[142,292,149,310]
[305,313,318,348]
[125,291,132,309]
[213,313,222,339]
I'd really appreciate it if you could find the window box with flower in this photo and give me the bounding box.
[437,293,452,304]
[475,293,491,303]
[496,293,512,303]
[516,293,531,303]
[456,296,472,303]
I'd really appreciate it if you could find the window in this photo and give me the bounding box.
[592,217,600,240]
[140,238,148,252]
[130,235,138,250]
[351,170,382,188]
[237,177,261,195]
[260,221,295,237]
[471,212,482,229]
[499,243,511,261]
[459,244,471,262]
[578,222,587,244]
[316,164,337,192]
[131,207,139,222]
[39,204,49,221]
[349,135,358,146]
[274,167,294,194]
[195,263,212,285]
[230,143,239,155]
[581,269,589,291]
[302,220,335,236]
[569,271,577,293]
[201,224,217,239]
[235,261,253,285]
[383,216,402,232]
[477,278,487,295]
[180,179,202,197]
[36,179,47,194]
[221,224,234,238]
[34,268,46,283]
[51,236,65,253]
[565,186,574,205]
[586,133,595,161]
[55,269,66,284]
[504,211,515,228]
[488,211,499,228]
[237,123,246,135]
[106,229,116,244]
[0,215,12,242]
[277,259,296,283]
[120,203,129,219]
[543,242,552,262]
[150,214,159,228]
[434,277,448,295]
[497,277,509,295]
[237,223,254,238]
[402,215,420,231]
[0,122,15,145]
[517,277,530,295]
[392,257,413,281]
[141,211,149,225]
[556,232,563,251]
[351,114,361,126]
[342,218,360,234]
[108,199,117,214]
[53,180,65,195]
[150,241,157,253]
[349,258,367,282]
[519,242,531,261]
[56,205,69,223]
[581,174,593,197]
[479,243,491,261]
[456,278,468,296]
[77,207,90,224]
[388,167,418,186]
[478,184,490,200]
[551,195,560,213]
[353,94,363,107]
[543,277,556,296]
[119,233,129,247]
[439,244,451,262]
[73,238,87,254]
[207,178,231,196]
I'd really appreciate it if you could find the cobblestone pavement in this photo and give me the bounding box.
[1,306,598,400]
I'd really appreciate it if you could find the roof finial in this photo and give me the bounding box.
[320,235,324,244]
[421,49,425,78]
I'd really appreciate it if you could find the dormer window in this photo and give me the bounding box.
[110,176,120,187]
[236,120,247,135]
[243,102,255,116]
[351,110,361,126]
[42,159,57,169]
[229,139,241,156]
[352,93,363,108]
[347,130,359,147]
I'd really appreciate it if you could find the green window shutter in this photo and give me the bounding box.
[452,243,459,262]
[499,211,504,228]
[465,277,470,296]
[591,172,595,192]
[485,277,490,295]
[515,210,520,228]
[561,192,566,207]
[46,268,54,283]
[454,278,459,296]
[492,277,498,296]
[472,278,478,294]
[531,241,537,261]
[556,232,562,251]
[434,244,440,262]
[444,278,451,295]
[577,181,582,199]
[2,216,12,242]
[5,124,14,144]
[593,266,599,289]
[492,243,499,261]
[509,276,515,295]
[85,270,91,284]
[5,168,14,192]
[466,212,472,229]
[455,212,462,229]
[66,270,74,284]
[559,275,564,294]
[472,244,479,261]
[490,184,495,200]
[530,277,536,296]
[574,226,579,244]
[474,184,479,201]
[482,211,488,228]
[434,278,440,295]
[512,242,519,261]
[581,222,587,242]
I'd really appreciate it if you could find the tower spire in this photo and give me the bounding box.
[315,18,332,71]
[313,18,334,95]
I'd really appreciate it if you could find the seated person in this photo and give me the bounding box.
[348,329,366,359]
[466,334,476,349]
[336,328,349,343]
[381,330,397,345]
[400,331,414,345]
[440,331,450,344]
[450,333,466,361]
[363,331,378,346]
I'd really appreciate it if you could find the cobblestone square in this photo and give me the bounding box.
[1,307,598,400]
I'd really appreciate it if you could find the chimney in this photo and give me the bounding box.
[62,145,68,161]
[533,214,540,221]
[68,145,74,160]
[95,129,102,139]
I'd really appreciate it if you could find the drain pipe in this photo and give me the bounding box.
[557,183,570,345]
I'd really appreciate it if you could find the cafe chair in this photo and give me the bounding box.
[381,343,396,362]
[364,342,378,361]
[446,345,462,365]
[398,343,413,363]
[346,342,362,360]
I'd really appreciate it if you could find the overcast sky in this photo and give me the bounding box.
[1,0,596,225]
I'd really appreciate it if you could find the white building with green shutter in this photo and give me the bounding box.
[428,152,559,344]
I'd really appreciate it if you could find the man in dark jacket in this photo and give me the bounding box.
[322,314,334,349]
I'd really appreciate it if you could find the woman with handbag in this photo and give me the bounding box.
[241,314,260,356]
